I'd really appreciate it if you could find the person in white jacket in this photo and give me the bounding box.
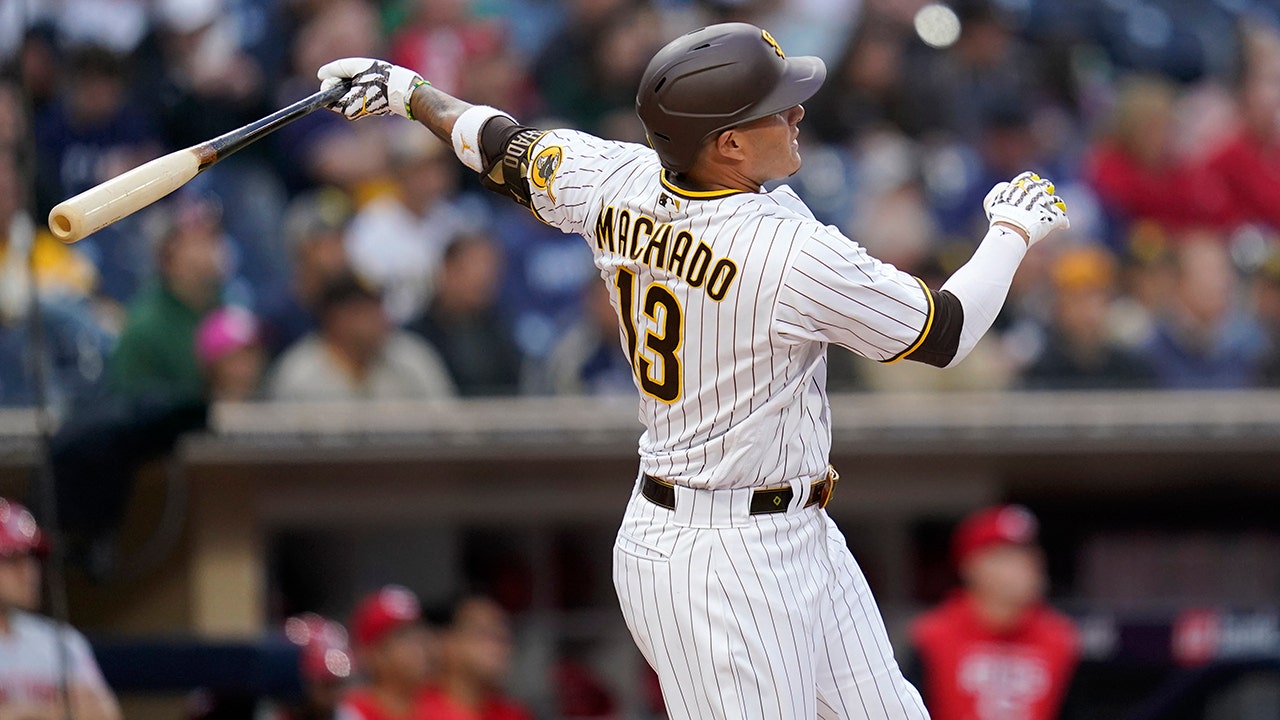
[0,498,121,720]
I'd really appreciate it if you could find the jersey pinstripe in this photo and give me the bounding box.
[526,129,933,490]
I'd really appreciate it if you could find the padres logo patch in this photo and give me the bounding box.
[531,146,563,201]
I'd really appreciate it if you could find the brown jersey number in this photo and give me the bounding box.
[615,268,683,403]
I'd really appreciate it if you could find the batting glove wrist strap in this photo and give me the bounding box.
[388,67,425,119]
[317,57,425,120]
[983,171,1070,247]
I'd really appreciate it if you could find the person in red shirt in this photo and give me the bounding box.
[1083,77,1233,234]
[1206,24,1280,232]
[416,596,532,720]
[387,0,504,99]
[339,586,435,720]
[910,505,1079,720]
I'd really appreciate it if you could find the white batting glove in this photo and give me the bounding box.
[317,57,425,120]
[983,171,1070,246]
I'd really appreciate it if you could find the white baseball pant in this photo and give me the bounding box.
[612,476,930,720]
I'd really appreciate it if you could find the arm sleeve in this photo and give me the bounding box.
[772,225,935,361]
[938,225,1028,367]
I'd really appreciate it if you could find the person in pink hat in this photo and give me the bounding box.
[0,498,121,720]
[338,586,435,720]
[194,306,266,401]
[910,504,1079,720]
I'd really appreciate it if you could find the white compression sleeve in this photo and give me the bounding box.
[939,225,1028,367]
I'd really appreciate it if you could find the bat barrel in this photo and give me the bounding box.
[47,82,349,244]
[48,150,202,243]
[49,209,75,241]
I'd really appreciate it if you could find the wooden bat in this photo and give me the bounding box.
[48,82,350,243]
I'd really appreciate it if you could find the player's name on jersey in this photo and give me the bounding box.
[594,205,739,301]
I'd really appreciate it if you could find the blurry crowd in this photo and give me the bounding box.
[258,505,1077,720]
[270,501,1078,720]
[0,492,1077,720]
[260,587,542,720]
[0,497,583,720]
[3,0,1280,410]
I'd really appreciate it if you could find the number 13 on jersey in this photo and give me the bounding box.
[614,268,683,403]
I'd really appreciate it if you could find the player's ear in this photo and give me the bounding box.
[714,129,748,162]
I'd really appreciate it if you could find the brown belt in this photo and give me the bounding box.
[641,467,840,515]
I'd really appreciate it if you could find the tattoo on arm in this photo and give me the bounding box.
[409,84,473,144]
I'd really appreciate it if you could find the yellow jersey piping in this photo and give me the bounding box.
[882,277,935,364]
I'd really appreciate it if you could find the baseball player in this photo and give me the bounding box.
[909,505,1079,720]
[0,498,121,720]
[317,20,1068,720]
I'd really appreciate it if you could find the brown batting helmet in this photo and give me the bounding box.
[636,23,827,174]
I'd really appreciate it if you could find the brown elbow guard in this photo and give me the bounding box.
[904,289,964,368]
[477,115,541,208]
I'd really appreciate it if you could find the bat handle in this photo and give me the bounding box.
[202,81,351,168]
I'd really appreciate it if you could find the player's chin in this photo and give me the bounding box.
[785,149,803,177]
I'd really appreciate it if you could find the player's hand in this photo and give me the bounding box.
[983,171,1069,246]
[317,57,424,120]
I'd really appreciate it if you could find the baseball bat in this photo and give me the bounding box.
[48,81,350,243]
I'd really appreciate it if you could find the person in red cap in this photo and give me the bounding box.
[338,586,435,720]
[279,613,353,720]
[416,596,532,720]
[0,498,121,720]
[909,504,1079,720]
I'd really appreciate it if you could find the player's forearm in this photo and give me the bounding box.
[407,85,527,187]
[408,84,474,145]
[318,57,525,184]
[938,225,1028,367]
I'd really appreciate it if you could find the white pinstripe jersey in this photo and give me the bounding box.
[526,130,934,490]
